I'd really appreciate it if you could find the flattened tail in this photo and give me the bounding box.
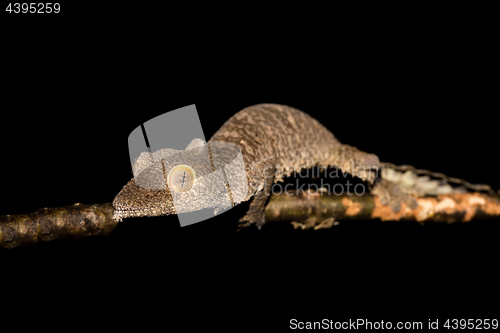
[381,162,494,196]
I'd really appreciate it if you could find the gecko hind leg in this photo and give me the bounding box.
[371,178,418,212]
[332,144,417,212]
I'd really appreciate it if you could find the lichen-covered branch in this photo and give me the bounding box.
[2,191,500,248]
[0,203,117,249]
[264,190,500,229]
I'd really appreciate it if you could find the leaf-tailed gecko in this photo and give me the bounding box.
[113,103,489,228]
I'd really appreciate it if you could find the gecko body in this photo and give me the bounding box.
[113,104,417,227]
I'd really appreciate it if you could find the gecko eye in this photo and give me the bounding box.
[167,165,196,192]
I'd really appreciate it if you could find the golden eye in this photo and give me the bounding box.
[168,165,196,192]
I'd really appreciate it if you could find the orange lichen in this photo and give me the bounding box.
[414,198,438,222]
[341,197,362,216]
[482,196,500,216]
[370,193,500,223]
[371,196,417,221]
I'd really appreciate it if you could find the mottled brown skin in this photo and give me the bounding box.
[113,104,413,227]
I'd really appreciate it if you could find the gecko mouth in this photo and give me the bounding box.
[112,207,150,221]
[112,205,176,221]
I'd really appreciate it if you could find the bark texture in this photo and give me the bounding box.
[2,191,500,248]
[265,190,500,229]
[0,203,117,249]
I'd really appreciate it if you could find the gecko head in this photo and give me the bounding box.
[112,177,177,221]
[113,140,247,222]
[112,163,199,221]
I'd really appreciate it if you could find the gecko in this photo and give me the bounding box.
[113,103,492,228]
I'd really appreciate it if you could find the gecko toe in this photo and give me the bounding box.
[389,201,402,213]
[372,178,418,213]
[405,196,418,210]
[238,211,266,230]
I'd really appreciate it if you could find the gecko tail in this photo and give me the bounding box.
[381,162,494,195]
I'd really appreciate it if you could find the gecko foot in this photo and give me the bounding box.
[237,178,274,230]
[371,178,418,212]
[238,211,266,230]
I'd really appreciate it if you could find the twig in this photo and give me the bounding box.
[2,191,500,248]
[264,190,500,229]
[0,203,117,249]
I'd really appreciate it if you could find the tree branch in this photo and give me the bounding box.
[264,190,500,229]
[2,190,500,248]
[0,203,117,249]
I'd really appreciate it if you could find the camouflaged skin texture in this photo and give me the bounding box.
[113,176,177,221]
[113,103,412,223]
[209,103,382,201]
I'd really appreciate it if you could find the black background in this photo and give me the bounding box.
[1,4,498,330]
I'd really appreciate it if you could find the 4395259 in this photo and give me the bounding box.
[444,319,498,330]
[6,3,60,13]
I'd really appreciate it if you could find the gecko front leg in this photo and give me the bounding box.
[238,166,276,230]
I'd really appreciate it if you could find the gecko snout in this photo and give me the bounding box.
[112,177,177,220]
